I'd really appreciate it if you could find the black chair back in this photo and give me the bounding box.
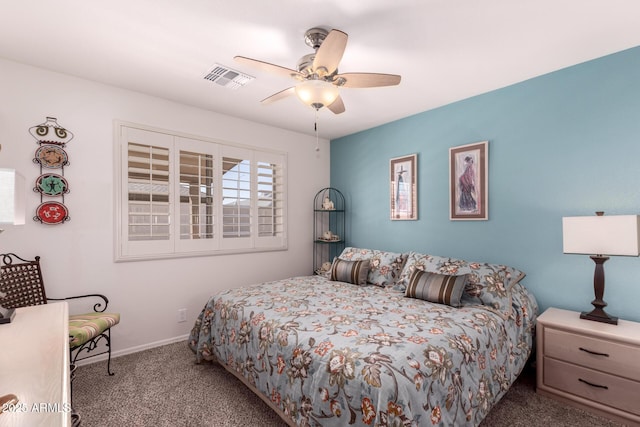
[0,253,47,309]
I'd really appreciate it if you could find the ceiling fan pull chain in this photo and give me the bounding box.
[314,109,320,152]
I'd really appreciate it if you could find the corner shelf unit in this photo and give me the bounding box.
[313,187,346,274]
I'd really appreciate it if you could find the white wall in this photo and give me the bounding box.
[0,58,330,355]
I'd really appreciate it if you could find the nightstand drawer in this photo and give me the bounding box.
[545,327,640,381]
[544,357,640,417]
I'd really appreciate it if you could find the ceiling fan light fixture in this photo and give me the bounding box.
[295,80,339,110]
[237,26,401,115]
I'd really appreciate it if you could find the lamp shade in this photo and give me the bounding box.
[294,80,340,109]
[562,215,640,256]
[0,168,26,225]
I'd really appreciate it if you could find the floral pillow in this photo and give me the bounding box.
[338,247,407,287]
[397,251,526,319]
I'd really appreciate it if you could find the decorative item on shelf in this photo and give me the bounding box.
[322,196,335,210]
[0,169,26,234]
[319,230,340,242]
[315,261,333,276]
[562,211,640,325]
[30,117,72,225]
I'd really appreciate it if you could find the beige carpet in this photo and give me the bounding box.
[72,341,621,427]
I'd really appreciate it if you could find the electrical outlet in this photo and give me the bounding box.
[177,308,187,323]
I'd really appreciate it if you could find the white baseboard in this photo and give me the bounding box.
[73,334,190,367]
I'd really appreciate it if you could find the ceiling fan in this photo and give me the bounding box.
[235,27,401,114]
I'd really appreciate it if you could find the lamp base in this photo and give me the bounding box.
[580,309,618,325]
[0,308,16,324]
[579,255,618,325]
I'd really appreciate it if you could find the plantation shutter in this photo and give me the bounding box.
[174,137,218,253]
[255,151,286,248]
[120,127,174,257]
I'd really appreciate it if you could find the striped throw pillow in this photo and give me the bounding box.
[405,269,467,307]
[330,258,370,285]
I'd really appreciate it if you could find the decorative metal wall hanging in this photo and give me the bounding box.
[30,117,72,224]
[35,174,69,197]
[35,145,68,169]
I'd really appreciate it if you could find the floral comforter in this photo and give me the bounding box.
[189,275,537,426]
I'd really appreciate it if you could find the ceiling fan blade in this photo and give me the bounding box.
[261,87,296,105]
[312,29,348,75]
[336,73,401,88]
[234,56,303,80]
[327,95,346,114]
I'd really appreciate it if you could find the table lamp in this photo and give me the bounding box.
[562,212,640,325]
[0,168,25,324]
[0,168,26,232]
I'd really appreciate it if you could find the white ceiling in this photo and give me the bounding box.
[1,1,639,139]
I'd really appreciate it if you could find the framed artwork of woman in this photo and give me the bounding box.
[449,141,488,220]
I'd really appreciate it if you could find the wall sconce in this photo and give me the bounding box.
[562,212,640,324]
[0,169,26,233]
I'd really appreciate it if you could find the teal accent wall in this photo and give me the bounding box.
[331,46,640,322]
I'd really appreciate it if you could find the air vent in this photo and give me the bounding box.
[204,64,254,89]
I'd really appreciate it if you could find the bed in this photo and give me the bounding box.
[189,248,538,426]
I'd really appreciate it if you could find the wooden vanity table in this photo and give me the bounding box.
[0,302,71,426]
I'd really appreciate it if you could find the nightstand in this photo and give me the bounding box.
[536,307,640,426]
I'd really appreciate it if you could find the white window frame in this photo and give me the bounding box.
[114,121,287,261]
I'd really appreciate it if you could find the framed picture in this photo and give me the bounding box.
[449,141,488,220]
[390,154,417,220]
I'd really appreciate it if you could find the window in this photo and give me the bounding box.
[115,123,287,261]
